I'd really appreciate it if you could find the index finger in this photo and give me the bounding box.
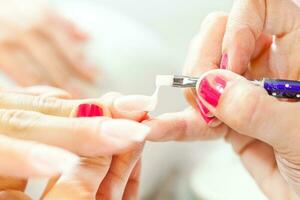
[183,12,227,107]
[0,91,147,122]
[144,108,228,141]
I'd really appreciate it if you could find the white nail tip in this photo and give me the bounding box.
[156,75,174,86]
[101,119,150,142]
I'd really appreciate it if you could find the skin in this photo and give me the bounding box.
[0,8,99,98]
[145,0,300,199]
[0,86,147,200]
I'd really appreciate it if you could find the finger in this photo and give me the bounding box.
[222,0,299,74]
[4,45,49,86]
[20,29,85,97]
[0,90,147,120]
[122,159,141,200]
[0,177,27,191]
[46,13,89,42]
[196,69,300,149]
[183,12,227,107]
[0,135,79,178]
[0,44,43,86]
[144,107,228,141]
[42,93,113,200]
[43,92,146,200]
[96,147,143,200]
[222,0,265,74]
[42,157,112,200]
[4,86,71,99]
[37,22,97,82]
[0,91,103,117]
[0,109,149,156]
[111,93,150,122]
[22,86,71,99]
[0,190,31,200]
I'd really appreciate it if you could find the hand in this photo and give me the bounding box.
[42,93,148,200]
[0,86,149,199]
[145,1,300,199]
[0,2,99,97]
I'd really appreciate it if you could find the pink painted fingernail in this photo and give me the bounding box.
[196,99,215,124]
[196,97,212,116]
[197,75,227,107]
[220,53,228,69]
[76,104,103,117]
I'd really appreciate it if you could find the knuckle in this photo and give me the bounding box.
[31,96,70,116]
[0,109,39,133]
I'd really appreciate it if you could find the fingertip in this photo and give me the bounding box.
[112,95,150,121]
[223,27,257,74]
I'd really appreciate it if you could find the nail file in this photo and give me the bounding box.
[156,75,300,99]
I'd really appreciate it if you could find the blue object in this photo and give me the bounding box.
[263,79,300,99]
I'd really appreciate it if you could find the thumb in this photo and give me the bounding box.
[196,69,299,149]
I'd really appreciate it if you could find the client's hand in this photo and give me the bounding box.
[0,1,99,97]
[0,86,149,200]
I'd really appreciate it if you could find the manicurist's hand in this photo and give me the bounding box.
[145,0,300,199]
[0,86,149,200]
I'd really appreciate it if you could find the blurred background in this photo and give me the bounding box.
[0,0,267,199]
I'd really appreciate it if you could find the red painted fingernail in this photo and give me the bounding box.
[89,104,103,117]
[197,75,227,107]
[76,104,103,117]
[220,53,228,69]
[196,98,215,124]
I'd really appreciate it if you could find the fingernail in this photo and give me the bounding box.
[30,145,79,176]
[76,104,103,117]
[195,97,215,124]
[197,75,227,107]
[114,95,154,113]
[220,53,228,69]
[101,119,150,142]
[195,97,213,117]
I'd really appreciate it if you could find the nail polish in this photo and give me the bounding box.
[76,104,103,117]
[220,53,228,69]
[196,97,212,116]
[89,104,103,117]
[195,97,215,124]
[197,75,227,107]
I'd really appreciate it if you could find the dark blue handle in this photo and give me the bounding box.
[263,79,300,99]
